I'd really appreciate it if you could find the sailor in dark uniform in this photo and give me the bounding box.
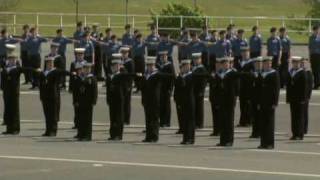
[0,53,26,134]
[141,57,172,143]
[37,57,70,137]
[213,57,239,147]
[158,51,175,127]
[69,48,87,129]
[73,62,98,141]
[286,56,308,140]
[301,58,313,134]
[69,62,84,138]
[120,47,135,125]
[1,45,18,126]
[174,63,187,134]
[259,56,280,149]
[250,56,264,138]
[179,59,196,145]
[106,58,132,140]
[209,57,222,136]
[191,53,208,129]
[237,46,254,127]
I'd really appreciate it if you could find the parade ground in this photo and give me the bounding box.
[1,58,320,180]
[1,0,319,178]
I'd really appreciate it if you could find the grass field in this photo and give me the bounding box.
[0,0,313,43]
[12,0,308,16]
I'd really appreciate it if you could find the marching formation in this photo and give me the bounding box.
[0,22,318,149]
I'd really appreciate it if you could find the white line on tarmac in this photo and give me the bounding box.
[18,119,320,137]
[248,149,320,156]
[13,91,320,106]
[0,155,319,178]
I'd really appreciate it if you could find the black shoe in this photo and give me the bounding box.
[109,137,122,141]
[11,131,19,135]
[142,139,157,143]
[124,122,130,126]
[258,145,274,149]
[72,126,77,129]
[290,136,297,140]
[1,122,6,126]
[216,143,225,147]
[265,145,274,149]
[142,130,146,133]
[175,130,183,134]
[79,137,91,141]
[216,142,233,147]
[42,132,49,137]
[180,141,194,145]
[73,134,79,139]
[2,131,11,135]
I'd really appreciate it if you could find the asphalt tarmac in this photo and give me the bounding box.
[0,44,319,180]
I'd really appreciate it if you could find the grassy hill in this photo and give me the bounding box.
[1,0,311,43]
[13,0,308,17]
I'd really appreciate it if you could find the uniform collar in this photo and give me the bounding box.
[262,69,276,78]
[182,71,192,78]
[145,69,158,79]
[44,68,55,76]
[217,68,232,79]
[290,68,303,77]
[110,71,121,79]
[192,64,203,71]
[6,65,17,72]
[161,61,171,67]
[123,58,132,63]
[241,59,253,67]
